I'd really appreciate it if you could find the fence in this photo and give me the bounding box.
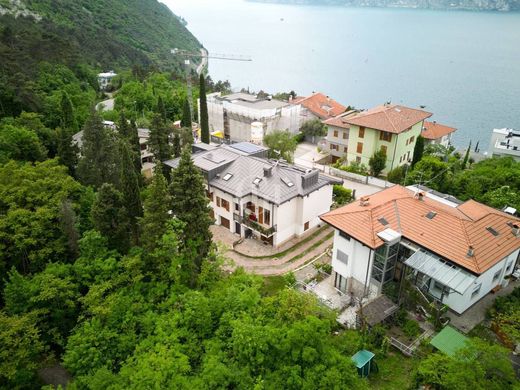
[329,167,392,189]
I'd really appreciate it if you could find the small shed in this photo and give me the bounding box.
[430,326,469,357]
[351,349,376,377]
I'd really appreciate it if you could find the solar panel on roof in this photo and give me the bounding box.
[230,142,262,154]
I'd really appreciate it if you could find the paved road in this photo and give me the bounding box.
[197,48,208,75]
[96,98,114,112]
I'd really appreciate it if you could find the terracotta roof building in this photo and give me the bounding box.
[320,185,520,314]
[292,92,347,120]
[422,121,457,147]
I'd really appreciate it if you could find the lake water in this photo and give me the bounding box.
[164,0,520,149]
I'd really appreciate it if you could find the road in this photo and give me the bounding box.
[197,48,208,75]
[96,97,114,112]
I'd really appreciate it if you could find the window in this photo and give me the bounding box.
[221,198,230,212]
[506,261,513,273]
[493,270,501,282]
[207,191,214,202]
[471,283,481,299]
[264,209,271,226]
[409,136,415,144]
[216,196,221,207]
[359,127,365,138]
[333,130,338,137]
[343,132,348,139]
[344,146,348,153]
[380,145,387,155]
[330,144,338,151]
[379,131,392,142]
[339,230,351,240]
[223,173,233,181]
[356,142,363,154]
[304,221,310,231]
[337,249,349,265]
[235,203,239,212]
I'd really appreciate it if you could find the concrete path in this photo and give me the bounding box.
[96,98,114,112]
[215,225,334,276]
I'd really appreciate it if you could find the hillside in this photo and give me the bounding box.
[249,0,520,11]
[0,0,201,117]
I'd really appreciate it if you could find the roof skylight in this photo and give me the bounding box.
[426,211,437,220]
[253,177,262,186]
[223,173,233,181]
[281,177,294,187]
[486,226,499,237]
[378,217,389,226]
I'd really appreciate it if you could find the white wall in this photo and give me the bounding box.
[443,248,519,314]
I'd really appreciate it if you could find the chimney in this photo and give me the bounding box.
[359,196,370,207]
[263,166,273,178]
[513,224,520,237]
[467,246,475,257]
[415,191,425,201]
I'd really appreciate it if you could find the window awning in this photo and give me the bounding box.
[404,249,476,295]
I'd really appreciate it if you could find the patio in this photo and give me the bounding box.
[298,274,351,310]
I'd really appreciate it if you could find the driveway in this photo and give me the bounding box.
[96,98,114,112]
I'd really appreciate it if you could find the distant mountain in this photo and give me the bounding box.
[249,0,520,11]
[0,0,201,115]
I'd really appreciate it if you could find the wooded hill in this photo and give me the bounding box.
[0,0,201,117]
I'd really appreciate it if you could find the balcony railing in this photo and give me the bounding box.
[241,211,276,237]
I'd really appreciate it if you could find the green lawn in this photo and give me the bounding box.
[368,352,420,390]
[261,275,287,296]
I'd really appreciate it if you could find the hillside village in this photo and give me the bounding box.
[0,1,519,388]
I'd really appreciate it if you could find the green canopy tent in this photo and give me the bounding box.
[430,326,469,357]
[351,349,377,377]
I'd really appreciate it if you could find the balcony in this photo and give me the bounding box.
[241,210,276,237]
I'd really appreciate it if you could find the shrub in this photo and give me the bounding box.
[387,165,408,184]
[293,132,305,143]
[333,185,353,205]
[321,264,333,274]
[403,319,421,338]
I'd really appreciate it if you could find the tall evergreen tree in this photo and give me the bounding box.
[77,109,119,188]
[140,164,171,252]
[462,141,472,170]
[148,114,173,179]
[180,98,191,129]
[156,96,168,123]
[60,91,77,133]
[91,183,130,254]
[172,133,181,158]
[411,135,425,168]
[57,127,78,176]
[118,113,142,175]
[118,140,143,245]
[170,146,213,286]
[199,74,210,143]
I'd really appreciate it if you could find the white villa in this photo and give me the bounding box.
[321,185,520,314]
[97,71,117,90]
[489,128,520,161]
[203,92,301,143]
[165,142,339,246]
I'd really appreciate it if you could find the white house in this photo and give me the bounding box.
[321,185,520,314]
[165,142,339,247]
[97,71,117,91]
[203,92,301,143]
[421,121,457,147]
[489,128,520,161]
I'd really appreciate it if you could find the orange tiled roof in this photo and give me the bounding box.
[320,185,520,274]
[422,121,457,140]
[344,104,432,134]
[323,110,359,129]
[292,92,347,119]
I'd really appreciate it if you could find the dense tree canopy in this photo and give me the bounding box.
[264,130,298,163]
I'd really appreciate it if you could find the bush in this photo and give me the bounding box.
[387,165,408,184]
[333,185,353,205]
[403,319,421,338]
[293,132,305,143]
[321,264,333,274]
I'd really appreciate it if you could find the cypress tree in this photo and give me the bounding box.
[118,111,131,139]
[170,146,213,286]
[411,135,425,168]
[140,163,171,252]
[462,141,472,170]
[180,98,191,129]
[172,133,181,158]
[118,139,143,245]
[56,127,79,176]
[77,109,120,188]
[148,114,173,180]
[91,183,130,254]
[119,113,141,175]
[157,96,167,123]
[199,74,210,143]
[60,91,77,133]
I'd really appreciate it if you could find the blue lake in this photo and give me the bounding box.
[165,0,520,149]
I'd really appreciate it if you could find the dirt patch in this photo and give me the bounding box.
[38,364,72,388]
